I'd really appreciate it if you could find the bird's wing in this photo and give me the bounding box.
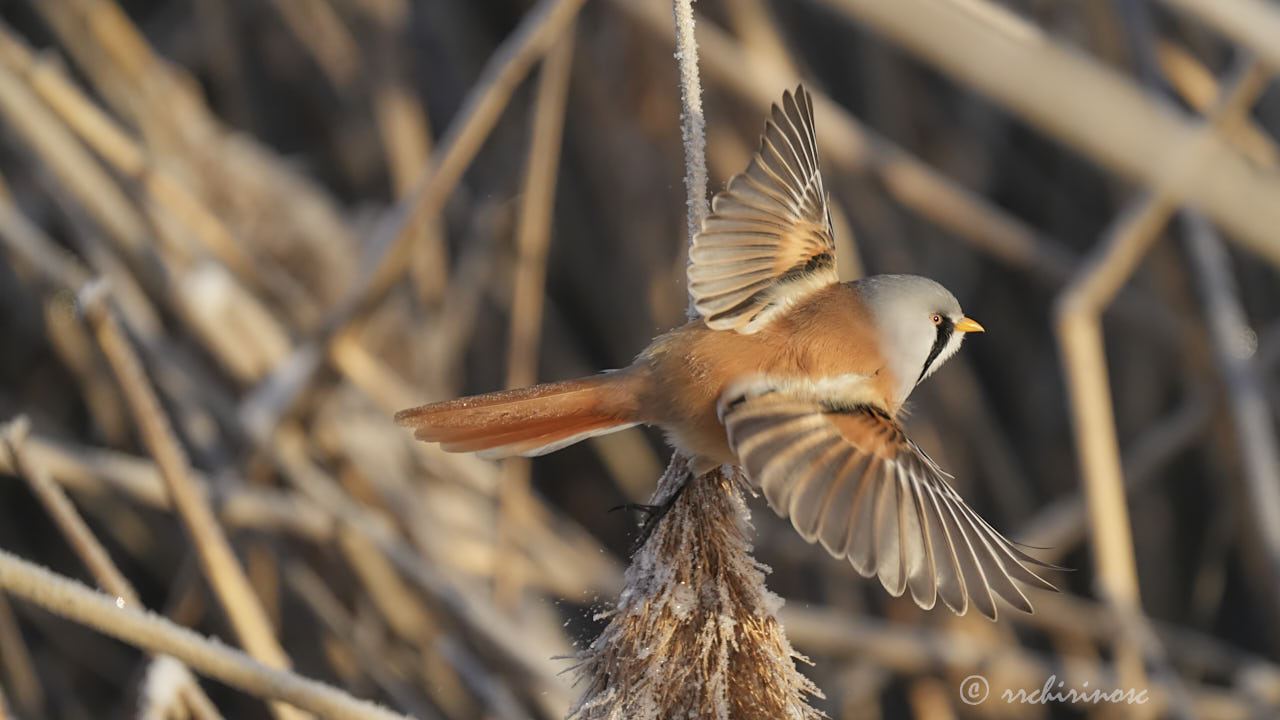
[689,85,838,334]
[720,388,1056,619]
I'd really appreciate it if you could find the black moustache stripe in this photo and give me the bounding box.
[916,316,954,385]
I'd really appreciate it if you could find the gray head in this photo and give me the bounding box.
[855,274,983,406]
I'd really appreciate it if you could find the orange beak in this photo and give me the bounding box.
[955,317,985,333]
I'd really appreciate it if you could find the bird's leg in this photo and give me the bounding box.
[610,475,691,552]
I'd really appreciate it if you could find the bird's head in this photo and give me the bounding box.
[856,274,984,406]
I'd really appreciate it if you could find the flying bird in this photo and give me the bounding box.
[396,85,1056,619]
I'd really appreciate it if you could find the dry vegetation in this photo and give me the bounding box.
[0,0,1278,718]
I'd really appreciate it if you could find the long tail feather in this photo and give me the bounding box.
[394,369,645,459]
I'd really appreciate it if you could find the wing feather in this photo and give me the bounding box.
[902,468,937,610]
[789,439,854,541]
[847,459,883,578]
[722,388,1056,619]
[689,86,837,333]
[873,463,904,596]
[813,447,859,555]
[917,479,969,614]
[838,455,877,563]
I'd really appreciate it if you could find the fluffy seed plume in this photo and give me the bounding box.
[568,457,823,720]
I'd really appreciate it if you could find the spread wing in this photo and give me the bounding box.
[689,85,837,334]
[721,390,1056,619]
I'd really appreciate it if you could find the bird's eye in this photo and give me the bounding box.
[930,313,943,325]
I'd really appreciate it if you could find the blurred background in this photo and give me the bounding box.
[0,0,1278,718]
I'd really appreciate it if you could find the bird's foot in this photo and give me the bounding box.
[610,479,690,553]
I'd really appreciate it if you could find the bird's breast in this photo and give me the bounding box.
[636,297,898,468]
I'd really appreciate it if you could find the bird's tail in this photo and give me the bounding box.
[394,369,646,459]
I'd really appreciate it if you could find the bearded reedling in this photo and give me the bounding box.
[397,86,1057,619]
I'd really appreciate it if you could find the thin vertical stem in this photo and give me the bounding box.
[672,0,709,318]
